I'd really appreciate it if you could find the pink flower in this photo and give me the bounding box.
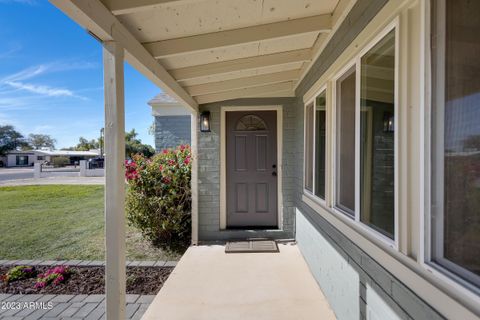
[179,145,185,151]
[184,157,191,165]
[162,149,168,154]
[159,165,163,171]
[168,159,175,166]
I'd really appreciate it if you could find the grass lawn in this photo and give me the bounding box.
[0,185,179,261]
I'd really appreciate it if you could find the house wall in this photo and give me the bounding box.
[197,98,297,241]
[154,115,191,152]
[292,0,458,319]
[6,154,35,167]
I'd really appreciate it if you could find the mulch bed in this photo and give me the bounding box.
[0,265,173,295]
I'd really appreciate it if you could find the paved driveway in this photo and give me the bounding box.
[0,168,33,182]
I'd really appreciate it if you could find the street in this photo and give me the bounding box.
[0,167,33,181]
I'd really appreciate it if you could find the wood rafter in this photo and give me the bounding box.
[195,81,295,104]
[144,14,332,58]
[170,49,311,81]
[101,0,183,15]
[185,70,301,96]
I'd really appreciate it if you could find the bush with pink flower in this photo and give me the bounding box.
[125,144,191,253]
[35,266,70,289]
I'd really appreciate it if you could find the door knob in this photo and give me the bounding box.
[272,171,277,177]
[272,164,276,168]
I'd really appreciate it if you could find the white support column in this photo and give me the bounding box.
[190,112,199,245]
[103,41,126,320]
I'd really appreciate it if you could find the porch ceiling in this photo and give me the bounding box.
[50,0,357,107]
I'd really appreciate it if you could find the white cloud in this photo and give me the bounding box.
[0,0,36,4]
[0,45,22,59]
[2,65,48,82]
[5,80,76,97]
[0,61,96,100]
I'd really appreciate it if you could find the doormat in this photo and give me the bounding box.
[225,240,279,253]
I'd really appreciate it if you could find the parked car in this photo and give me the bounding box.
[88,157,104,169]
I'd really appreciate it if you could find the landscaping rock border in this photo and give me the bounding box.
[0,260,177,268]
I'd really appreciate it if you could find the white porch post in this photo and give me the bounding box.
[103,41,126,320]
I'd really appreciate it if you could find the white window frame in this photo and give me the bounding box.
[421,0,480,296]
[303,85,328,206]
[303,100,314,194]
[331,61,357,218]
[356,20,399,248]
[327,20,400,249]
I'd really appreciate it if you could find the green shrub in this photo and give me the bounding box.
[52,156,70,167]
[1,266,36,283]
[125,145,191,254]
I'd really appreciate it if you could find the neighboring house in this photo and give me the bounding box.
[3,149,100,167]
[148,93,191,152]
[3,150,37,167]
[53,1,480,320]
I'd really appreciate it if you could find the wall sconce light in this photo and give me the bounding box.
[383,112,394,132]
[200,111,211,132]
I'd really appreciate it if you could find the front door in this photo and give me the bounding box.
[226,110,278,228]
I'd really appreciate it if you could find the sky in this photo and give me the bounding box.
[0,0,159,149]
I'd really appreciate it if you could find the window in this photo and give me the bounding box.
[303,24,398,244]
[37,156,44,161]
[335,67,356,216]
[304,103,314,192]
[431,0,480,286]
[304,90,327,199]
[236,115,267,131]
[16,156,28,166]
[315,92,327,199]
[360,29,396,239]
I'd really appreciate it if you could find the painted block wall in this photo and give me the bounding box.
[196,98,297,241]
[154,115,191,152]
[292,0,446,319]
[296,209,359,320]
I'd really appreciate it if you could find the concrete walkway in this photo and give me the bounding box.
[142,243,336,320]
[0,294,154,320]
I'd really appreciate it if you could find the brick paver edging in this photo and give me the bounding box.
[0,260,177,268]
[0,293,155,320]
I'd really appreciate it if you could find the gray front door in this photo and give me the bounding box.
[226,110,278,228]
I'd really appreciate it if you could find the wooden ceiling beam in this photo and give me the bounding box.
[144,14,331,58]
[170,49,311,81]
[101,0,184,15]
[195,81,295,104]
[185,70,301,96]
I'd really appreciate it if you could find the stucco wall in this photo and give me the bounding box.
[154,115,191,152]
[197,98,297,241]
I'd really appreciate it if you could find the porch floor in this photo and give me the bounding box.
[141,243,336,320]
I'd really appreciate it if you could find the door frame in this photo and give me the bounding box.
[220,105,283,230]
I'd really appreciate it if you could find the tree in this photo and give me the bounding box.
[464,135,480,151]
[0,125,30,156]
[76,137,99,151]
[125,129,155,158]
[28,134,56,150]
[63,128,154,158]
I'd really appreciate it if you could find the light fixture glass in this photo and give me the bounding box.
[200,111,211,132]
[383,111,394,132]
